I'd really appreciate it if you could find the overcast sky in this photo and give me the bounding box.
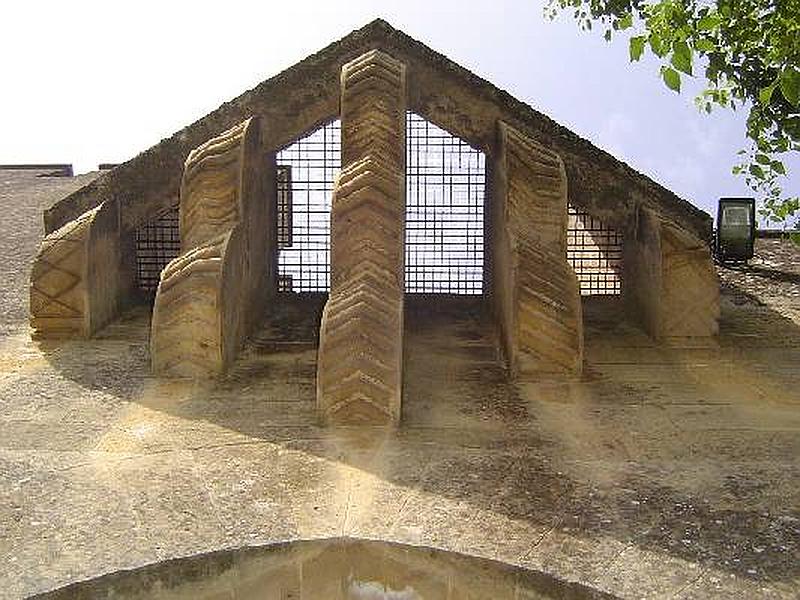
[1,0,797,221]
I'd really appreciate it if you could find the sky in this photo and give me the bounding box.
[1,0,797,222]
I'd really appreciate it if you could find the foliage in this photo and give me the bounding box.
[546,0,800,230]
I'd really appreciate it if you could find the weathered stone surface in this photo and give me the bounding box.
[492,122,583,376]
[316,50,406,425]
[30,199,129,338]
[150,117,274,377]
[661,223,720,338]
[5,134,799,600]
[32,538,616,600]
[624,206,719,341]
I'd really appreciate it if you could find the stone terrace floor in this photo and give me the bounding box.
[1,170,798,599]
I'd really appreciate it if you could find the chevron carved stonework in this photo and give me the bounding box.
[30,200,124,338]
[316,50,407,425]
[624,206,719,341]
[661,223,720,338]
[493,122,583,376]
[150,117,273,377]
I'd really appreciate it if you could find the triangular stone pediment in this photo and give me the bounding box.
[46,19,710,243]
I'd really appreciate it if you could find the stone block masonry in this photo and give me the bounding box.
[150,117,275,377]
[30,199,129,337]
[316,50,407,425]
[492,122,583,376]
[623,206,719,340]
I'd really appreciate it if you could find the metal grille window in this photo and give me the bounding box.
[135,207,180,294]
[567,206,623,295]
[276,121,341,292]
[405,114,484,294]
[276,113,486,294]
[134,115,488,296]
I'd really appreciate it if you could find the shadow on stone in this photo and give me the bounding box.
[32,284,800,590]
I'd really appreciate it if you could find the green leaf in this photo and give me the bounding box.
[694,39,715,53]
[629,36,646,61]
[784,117,800,139]
[779,68,800,107]
[649,33,667,57]
[604,29,612,41]
[755,154,771,165]
[671,40,693,75]
[661,66,681,92]
[749,164,765,179]
[772,161,786,175]
[618,14,633,30]
[759,83,776,106]
[697,14,720,31]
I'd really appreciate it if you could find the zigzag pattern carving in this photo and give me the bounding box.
[317,50,407,425]
[150,117,269,377]
[500,122,583,375]
[340,50,407,167]
[30,207,98,336]
[151,233,228,376]
[660,223,720,338]
[180,121,246,251]
[517,238,583,374]
[504,127,569,254]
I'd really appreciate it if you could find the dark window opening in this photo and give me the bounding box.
[276,165,293,249]
[134,207,180,295]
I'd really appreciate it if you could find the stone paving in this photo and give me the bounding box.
[1,171,799,599]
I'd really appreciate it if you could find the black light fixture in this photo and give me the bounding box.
[715,197,756,263]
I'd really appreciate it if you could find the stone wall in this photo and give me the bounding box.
[30,199,132,338]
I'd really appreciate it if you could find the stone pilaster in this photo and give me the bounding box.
[150,117,274,377]
[316,50,407,425]
[492,122,583,376]
[624,206,719,341]
[30,199,127,338]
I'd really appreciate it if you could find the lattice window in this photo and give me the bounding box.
[134,115,492,296]
[567,206,623,296]
[135,207,180,294]
[276,121,340,292]
[276,113,486,294]
[406,114,484,294]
